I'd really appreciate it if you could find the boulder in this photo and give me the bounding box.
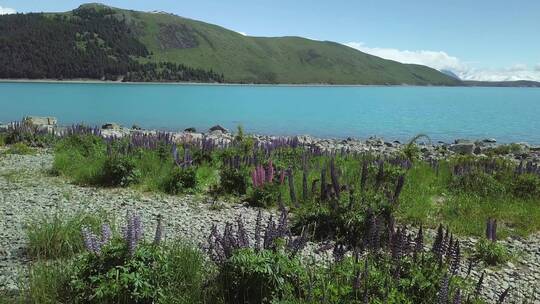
[483,138,497,143]
[366,137,384,147]
[449,143,475,155]
[102,122,121,130]
[473,146,482,155]
[454,139,473,144]
[23,116,57,126]
[209,125,228,133]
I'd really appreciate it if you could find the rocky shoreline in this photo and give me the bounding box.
[2,116,540,163]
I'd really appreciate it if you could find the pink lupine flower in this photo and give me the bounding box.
[252,170,259,187]
[267,160,274,182]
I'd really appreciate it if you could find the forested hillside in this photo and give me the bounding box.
[0,7,223,82]
[0,3,458,85]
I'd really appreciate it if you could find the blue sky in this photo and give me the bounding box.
[1,0,539,81]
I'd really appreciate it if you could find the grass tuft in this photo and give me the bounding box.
[26,212,106,260]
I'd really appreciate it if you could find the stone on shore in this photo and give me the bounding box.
[449,142,475,155]
[209,125,228,134]
[23,116,58,127]
[102,122,121,130]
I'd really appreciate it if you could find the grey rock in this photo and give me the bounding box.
[449,143,475,155]
[102,122,121,130]
[209,125,228,133]
[23,116,57,126]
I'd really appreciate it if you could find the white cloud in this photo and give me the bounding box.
[459,67,540,82]
[0,6,15,15]
[344,41,540,82]
[344,42,466,72]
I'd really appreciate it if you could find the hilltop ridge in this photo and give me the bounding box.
[0,3,465,85]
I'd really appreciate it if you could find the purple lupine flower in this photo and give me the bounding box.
[392,175,405,204]
[101,223,112,244]
[287,169,297,206]
[450,241,461,275]
[133,213,143,242]
[329,159,340,199]
[437,274,449,304]
[320,167,327,201]
[123,211,143,255]
[153,215,164,245]
[254,210,262,251]
[126,212,136,255]
[236,215,250,248]
[375,161,384,190]
[172,144,180,166]
[82,226,99,254]
[263,215,276,249]
[453,289,462,304]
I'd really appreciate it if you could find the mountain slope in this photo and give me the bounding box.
[0,3,461,85]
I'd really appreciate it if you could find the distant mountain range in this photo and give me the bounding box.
[0,3,538,87]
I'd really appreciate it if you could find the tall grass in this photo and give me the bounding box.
[26,212,106,260]
[22,261,72,304]
[398,160,540,237]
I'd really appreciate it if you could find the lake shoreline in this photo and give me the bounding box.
[2,117,539,163]
[1,78,539,88]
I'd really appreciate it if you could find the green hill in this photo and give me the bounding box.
[0,3,461,85]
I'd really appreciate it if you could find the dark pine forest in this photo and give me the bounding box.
[0,7,223,82]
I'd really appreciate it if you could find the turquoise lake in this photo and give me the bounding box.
[1,82,539,143]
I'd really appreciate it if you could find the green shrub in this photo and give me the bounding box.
[0,134,5,147]
[248,183,281,207]
[512,174,540,198]
[70,240,207,304]
[218,167,248,195]
[487,143,525,156]
[163,167,197,194]
[219,248,306,304]
[54,134,104,157]
[303,254,474,304]
[101,155,141,187]
[474,239,509,266]
[26,213,104,260]
[5,142,36,155]
[451,171,506,197]
[52,135,107,185]
[293,191,391,247]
